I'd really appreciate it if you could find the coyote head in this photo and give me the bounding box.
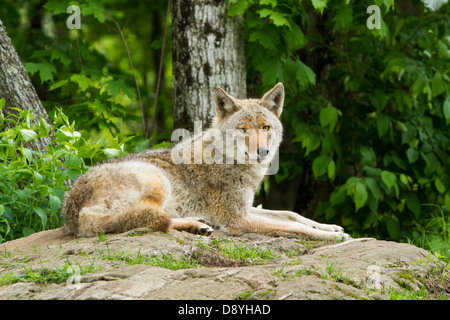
[212,83,284,165]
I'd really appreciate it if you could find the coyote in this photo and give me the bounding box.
[62,83,349,240]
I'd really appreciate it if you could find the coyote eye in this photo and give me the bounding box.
[262,125,271,131]
[239,127,247,133]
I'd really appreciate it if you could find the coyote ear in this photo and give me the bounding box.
[213,88,240,120]
[259,83,284,118]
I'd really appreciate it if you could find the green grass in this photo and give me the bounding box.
[318,262,355,286]
[387,285,432,300]
[410,204,450,263]
[96,243,198,270]
[149,252,199,270]
[208,237,275,265]
[96,232,109,242]
[237,289,276,300]
[0,260,97,286]
[1,243,200,287]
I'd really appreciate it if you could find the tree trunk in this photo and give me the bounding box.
[172,0,246,131]
[0,19,52,151]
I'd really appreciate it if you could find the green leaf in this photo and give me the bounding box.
[319,106,339,132]
[22,227,35,237]
[91,99,109,115]
[376,114,389,137]
[421,152,438,175]
[443,97,450,123]
[49,194,61,215]
[405,192,421,219]
[70,74,94,91]
[43,0,69,14]
[311,0,328,14]
[260,0,277,7]
[386,218,400,239]
[312,155,331,178]
[66,154,83,168]
[258,9,290,27]
[228,0,249,16]
[50,47,71,67]
[365,177,382,200]
[249,31,277,51]
[295,60,316,88]
[327,159,336,180]
[381,170,397,190]
[33,207,47,229]
[333,6,353,30]
[406,148,419,164]
[49,79,69,91]
[24,62,56,83]
[66,169,82,181]
[282,23,307,51]
[330,189,346,206]
[104,79,135,99]
[445,194,450,213]
[399,174,410,186]
[360,147,375,166]
[57,128,81,140]
[262,59,283,86]
[33,171,43,187]
[39,117,51,136]
[19,129,38,142]
[435,178,446,194]
[21,147,33,162]
[369,91,388,111]
[0,97,5,110]
[437,40,450,60]
[431,72,445,98]
[304,133,321,156]
[81,2,106,22]
[39,185,51,199]
[103,148,122,158]
[354,182,368,211]
[412,74,426,97]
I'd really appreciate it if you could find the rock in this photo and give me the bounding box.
[0,228,448,300]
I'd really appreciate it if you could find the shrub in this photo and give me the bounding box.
[0,98,125,242]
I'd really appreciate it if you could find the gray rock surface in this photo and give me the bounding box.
[0,228,448,300]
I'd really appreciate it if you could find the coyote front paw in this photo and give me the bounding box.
[170,218,214,236]
[194,224,214,236]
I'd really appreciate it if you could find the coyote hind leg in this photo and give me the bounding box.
[77,200,172,237]
[77,206,214,237]
[250,207,344,233]
[229,213,350,241]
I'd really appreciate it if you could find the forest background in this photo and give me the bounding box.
[0,0,449,261]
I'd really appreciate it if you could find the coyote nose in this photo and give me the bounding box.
[257,147,269,159]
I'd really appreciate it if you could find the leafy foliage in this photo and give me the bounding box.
[1,0,172,149]
[230,0,450,246]
[0,0,170,242]
[0,98,124,242]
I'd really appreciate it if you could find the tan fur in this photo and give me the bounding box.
[62,83,349,240]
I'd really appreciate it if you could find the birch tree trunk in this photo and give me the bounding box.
[0,19,52,151]
[172,0,246,131]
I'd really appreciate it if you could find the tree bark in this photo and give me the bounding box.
[0,19,52,151]
[172,0,246,131]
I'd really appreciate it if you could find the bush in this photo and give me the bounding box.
[0,98,126,242]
